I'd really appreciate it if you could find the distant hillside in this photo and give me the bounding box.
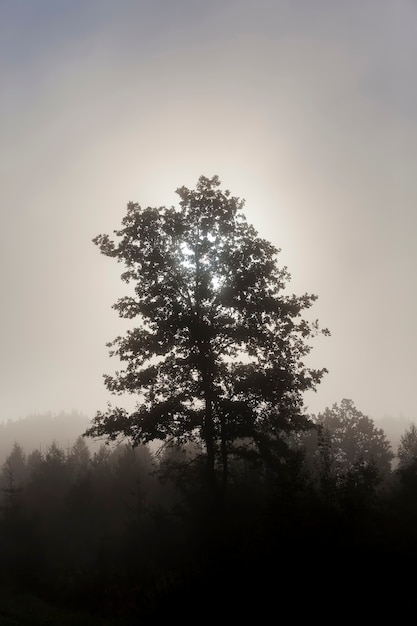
[0,411,104,463]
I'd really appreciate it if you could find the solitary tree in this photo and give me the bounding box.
[85,175,329,495]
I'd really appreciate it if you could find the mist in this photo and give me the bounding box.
[1,1,417,622]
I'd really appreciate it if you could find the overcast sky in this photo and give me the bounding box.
[1,0,416,426]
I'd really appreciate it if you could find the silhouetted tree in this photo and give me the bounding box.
[394,422,417,496]
[85,175,329,496]
[310,399,394,485]
[91,443,112,469]
[28,441,71,520]
[1,442,27,493]
[111,443,156,519]
[397,423,417,471]
[26,449,43,478]
[69,436,91,476]
[0,443,27,524]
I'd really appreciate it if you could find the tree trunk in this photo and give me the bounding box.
[220,414,228,491]
[203,387,217,494]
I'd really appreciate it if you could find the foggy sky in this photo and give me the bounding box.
[1,0,416,425]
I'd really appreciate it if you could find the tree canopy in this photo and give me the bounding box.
[85,175,329,491]
[311,398,394,480]
[397,423,417,471]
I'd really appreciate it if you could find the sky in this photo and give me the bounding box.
[1,0,416,427]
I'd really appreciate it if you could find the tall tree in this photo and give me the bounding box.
[85,175,329,493]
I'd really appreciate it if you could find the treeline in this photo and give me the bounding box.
[2,401,417,621]
[0,407,411,467]
[0,411,100,464]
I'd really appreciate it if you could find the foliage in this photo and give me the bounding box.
[309,398,394,483]
[85,175,329,490]
[1,442,27,498]
[393,423,417,495]
[0,432,416,619]
[397,423,417,471]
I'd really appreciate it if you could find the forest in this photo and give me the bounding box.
[2,176,417,623]
[1,406,417,623]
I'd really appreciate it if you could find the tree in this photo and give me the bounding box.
[1,442,27,488]
[397,423,417,471]
[0,442,27,513]
[85,175,329,494]
[394,423,417,493]
[26,449,43,478]
[310,399,394,482]
[69,436,91,475]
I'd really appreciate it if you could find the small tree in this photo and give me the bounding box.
[394,423,417,493]
[1,442,27,487]
[311,399,394,483]
[69,436,91,475]
[0,443,26,512]
[85,175,329,494]
[26,449,43,478]
[397,423,417,471]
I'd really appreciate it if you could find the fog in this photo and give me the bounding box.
[1,1,416,426]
